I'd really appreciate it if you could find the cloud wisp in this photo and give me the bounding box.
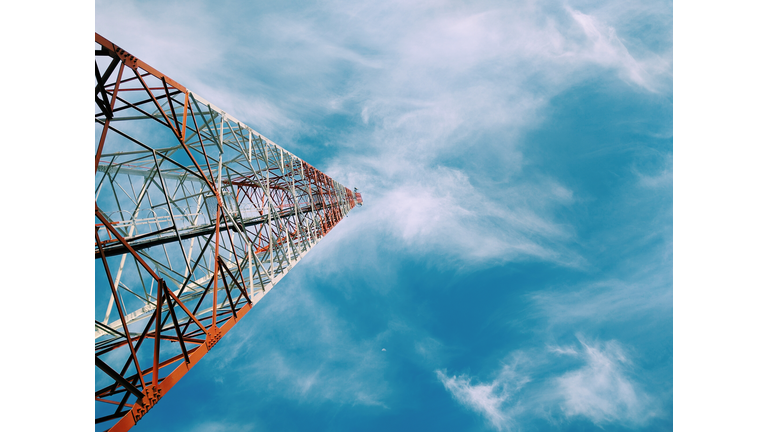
[312,1,669,268]
[437,371,510,430]
[200,273,392,408]
[96,0,671,270]
[556,337,654,426]
[437,337,656,431]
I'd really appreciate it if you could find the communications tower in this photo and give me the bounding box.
[95,33,363,430]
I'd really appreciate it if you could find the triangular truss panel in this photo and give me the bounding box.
[95,33,363,431]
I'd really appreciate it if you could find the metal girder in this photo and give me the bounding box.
[94,33,360,431]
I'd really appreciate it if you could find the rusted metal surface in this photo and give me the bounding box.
[95,33,358,431]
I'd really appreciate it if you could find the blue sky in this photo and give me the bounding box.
[93,1,673,431]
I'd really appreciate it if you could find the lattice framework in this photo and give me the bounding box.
[95,33,362,431]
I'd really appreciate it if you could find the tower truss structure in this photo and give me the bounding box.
[95,33,362,431]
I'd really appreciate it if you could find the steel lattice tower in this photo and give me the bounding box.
[95,33,363,430]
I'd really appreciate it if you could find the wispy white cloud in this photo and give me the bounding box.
[526,276,672,328]
[97,0,670,269]
[566,8,667,92]
[437,370,511,430]
[557,336,655,426]
[437,337,656,430]
[202,275,391,407]
[635,153,673,189]
[322,156,583,271]
[313,2,668,267]
[548,345,578,356]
